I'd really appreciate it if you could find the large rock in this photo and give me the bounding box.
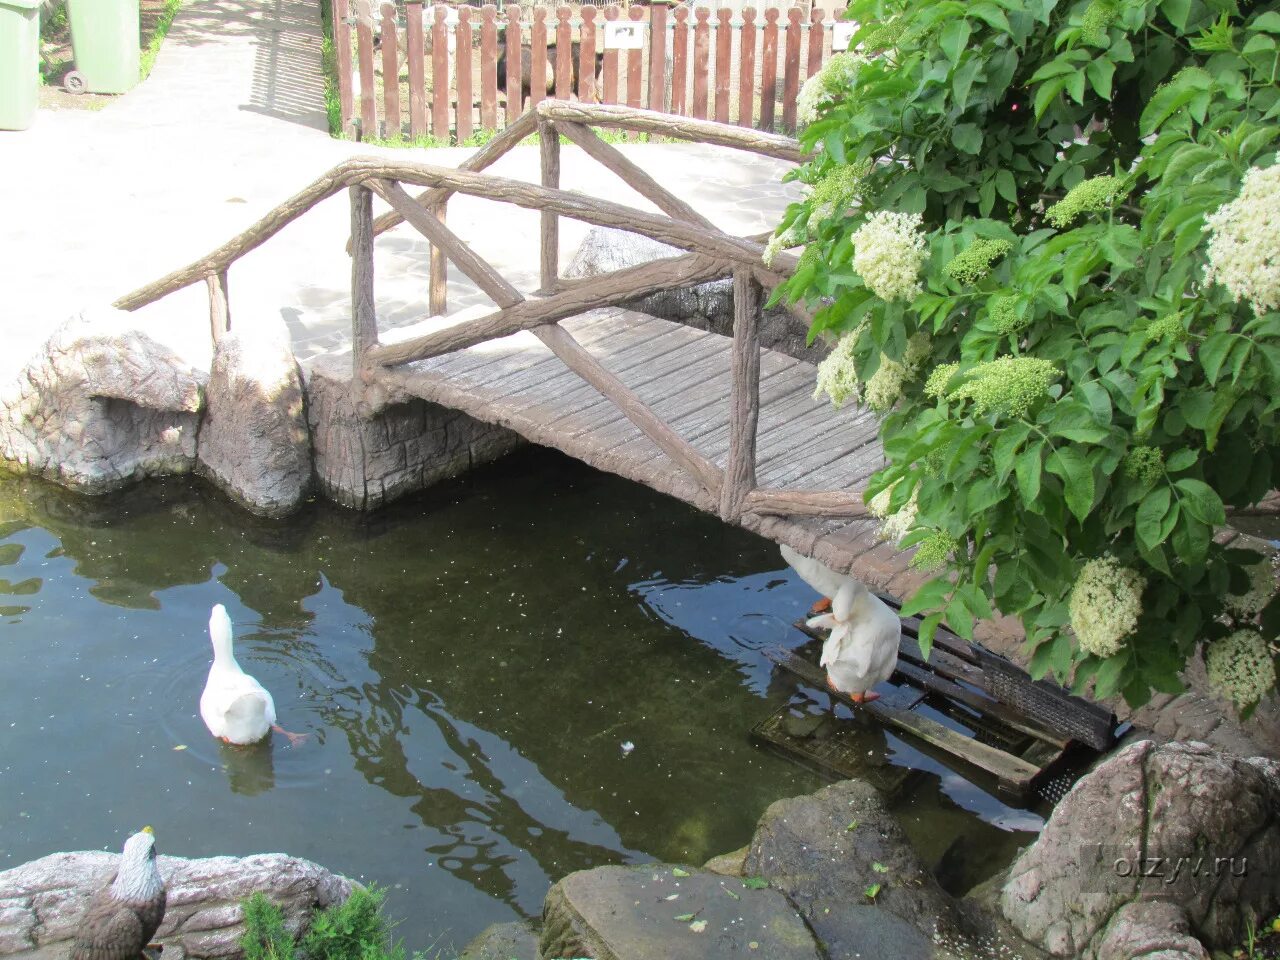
[564,227,823,364]
[197,319,311,517]
[540,864,821,960]
[0,850,355,960]
[303,352,521,511]
[0,308,205,493]
[1000,740,1280,957]
[742,778,962,948]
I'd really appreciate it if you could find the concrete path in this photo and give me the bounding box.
[0,0,799,381]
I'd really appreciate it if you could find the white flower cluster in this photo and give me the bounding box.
[1067,556,1146,658]
[1204,164,1280,316]
[797,52,865,126]
[763,223,803,268]
[851,212,927,302]
[864,332,931,411]
[814,327,864,408]
[869,481,918,543]
[1206,629,1277,709]
[1225,559,1278,621]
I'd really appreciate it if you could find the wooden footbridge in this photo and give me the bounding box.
[113,100,908,589]
[112,101,1121,789]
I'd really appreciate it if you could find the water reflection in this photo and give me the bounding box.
[0,450,1041,950]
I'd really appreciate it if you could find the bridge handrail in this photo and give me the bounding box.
[112,101,868,525]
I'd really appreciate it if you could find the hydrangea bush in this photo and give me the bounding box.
[775,0,1280,711]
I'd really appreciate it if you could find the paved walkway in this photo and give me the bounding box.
[1,0,1275,758]
[0,0,798,382]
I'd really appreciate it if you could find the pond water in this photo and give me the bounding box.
[0,449,1042,954]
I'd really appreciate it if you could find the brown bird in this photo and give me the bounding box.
[71,828,168,960]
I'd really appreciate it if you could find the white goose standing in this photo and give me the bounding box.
[780,545,901,703]
[200,605,305,746]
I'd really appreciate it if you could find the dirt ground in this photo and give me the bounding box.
[37,0,171,111]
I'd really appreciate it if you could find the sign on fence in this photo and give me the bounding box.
[603,20,647,49]
[831,20,857,51]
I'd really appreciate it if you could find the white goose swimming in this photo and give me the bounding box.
[781,545,901,703]
[200,605,305,746]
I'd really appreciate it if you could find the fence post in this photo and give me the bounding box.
[759,8,778,130]
[539,118,560,295]
[380,3,401,139]
[671,5,688,114]
[556,6,573,99]
[407,0,427,138]
[350,185,377,378]
[530,7,548,108]
[505,6,522,123]
[432,5,451,140]
[335,0,355,135]
[457,7,474,142]
[807,6,824,78]
[721,268,760,522]
[647,1,667,112]
[782,7,802,132]
[579,6,599,102]
[626,4,644,114]
[355,0,377,138]
[714,7,731,123]
[602,5,620,104]
[692,7,709,119]
[738,7,756,127]
[480,5,498,130]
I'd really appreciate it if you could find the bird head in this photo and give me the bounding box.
[112,828,165,901]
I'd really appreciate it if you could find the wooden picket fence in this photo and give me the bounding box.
[334,0,851,142]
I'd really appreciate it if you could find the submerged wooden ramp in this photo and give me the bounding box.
[376,305,890,566]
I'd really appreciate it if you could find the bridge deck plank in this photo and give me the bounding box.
[378,307,906,581]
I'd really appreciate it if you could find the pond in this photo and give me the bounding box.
[0,448,1042,954]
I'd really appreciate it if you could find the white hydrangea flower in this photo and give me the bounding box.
[868,481,918,543]
[863,333,931,411]
[1225,560,1278,621]
[1204,164,1280,316]
[763,223,803,268]
[1206,629,1277,709]
[1068,556,1146,658]
[796,52,866,126]
[851,212,927,302]
[814,319,871,407]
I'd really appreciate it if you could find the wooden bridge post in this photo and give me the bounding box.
[429,200,448,315]
[206,270,230,344]
[350,184,378,377]
[721,267,760,521]
[538,118,560,295]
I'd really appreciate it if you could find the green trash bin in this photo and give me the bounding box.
[65,0,139,95]
[0,0,40,131]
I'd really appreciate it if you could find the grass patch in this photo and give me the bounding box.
[140,0,183,81]
[318,0,346,138]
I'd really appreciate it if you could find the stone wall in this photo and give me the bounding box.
[304,354,522,511]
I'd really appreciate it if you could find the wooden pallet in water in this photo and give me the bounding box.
[762,611,1117,801]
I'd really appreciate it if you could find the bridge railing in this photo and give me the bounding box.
[114,100,868,525]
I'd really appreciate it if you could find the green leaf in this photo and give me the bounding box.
[1199,332,1234,384]
[902,577,953,617]
[1161,0,1192,30]
[742,877,768,890]
[864,883,882,900]
[872,862,889,873]
[995,169,1018,203]
[1136,486,1173,550]
[1251,11,1280,32]
[1086,58,1115,98]
[1166,448,1196,471]
[1034,76,1069,120]
[674,913,696,922]
[1016,447,1043,504]
[993,422,1031,483]
[1092,651,1130,700]
[1173,478,1226,525]
[1046,448,1095,521]
[940,19,971,63]
[952,123,983,154]
[672,868,690,877]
